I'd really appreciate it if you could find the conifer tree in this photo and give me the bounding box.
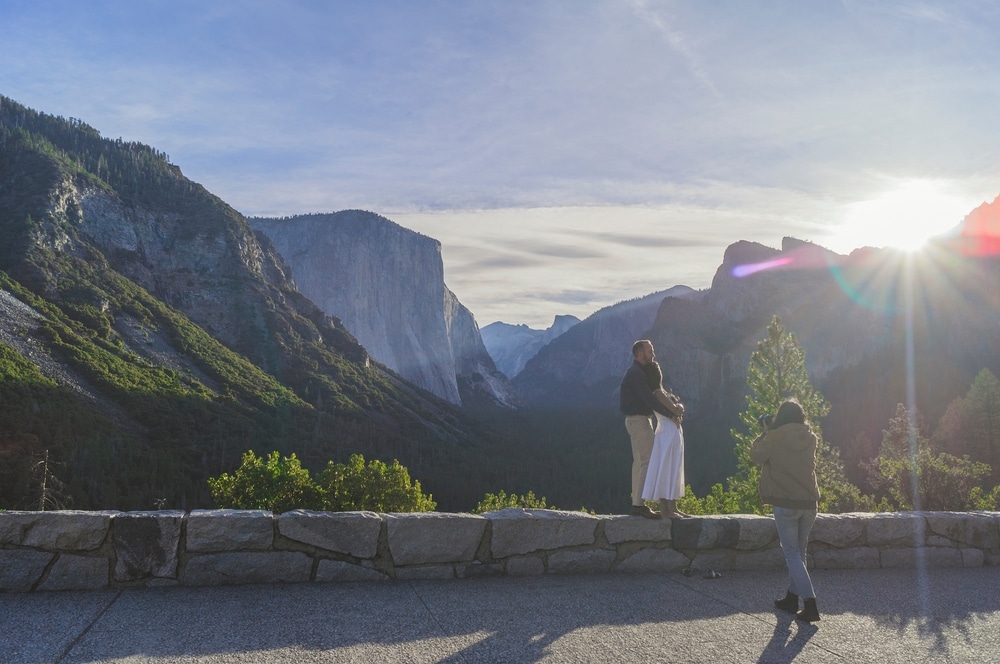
[934,368,1000,483]
[868,403,990,510]
[724,315,869,514]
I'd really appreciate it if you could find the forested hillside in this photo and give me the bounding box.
[0,96,496,511]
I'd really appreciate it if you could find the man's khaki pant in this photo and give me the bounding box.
[625,415,655,507]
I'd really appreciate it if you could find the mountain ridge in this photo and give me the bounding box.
[0,94,492,511]
[508,225,1000,491]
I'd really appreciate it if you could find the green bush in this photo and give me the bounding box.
[471,490,551,513]
[207,451,321,513]
[315,454,436,512]
[208,450,435,513]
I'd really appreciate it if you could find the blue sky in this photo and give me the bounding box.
[3,1,1000,327]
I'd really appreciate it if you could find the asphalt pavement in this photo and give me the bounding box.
[2,566,999,663]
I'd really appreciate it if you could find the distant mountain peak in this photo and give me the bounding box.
[481,315,582,379]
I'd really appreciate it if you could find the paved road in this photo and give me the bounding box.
[3,567,998,663]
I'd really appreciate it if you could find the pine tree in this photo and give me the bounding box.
[868,403,990,510]
[934,368,1000,483]
[28,449,69,511]
[964,369,1000,482]
[726,315,870,514]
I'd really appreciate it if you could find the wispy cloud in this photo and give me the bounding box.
[626,0,723,100]
[2,1,999,326]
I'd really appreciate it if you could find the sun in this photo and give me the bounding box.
[825,179,974,253]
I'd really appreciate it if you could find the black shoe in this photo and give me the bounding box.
[796,598,820,622]
[774,591,799,614]
[630,505,661,519]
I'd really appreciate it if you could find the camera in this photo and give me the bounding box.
[758,413,774,428]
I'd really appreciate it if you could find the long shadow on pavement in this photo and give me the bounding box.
[3,567,998,663]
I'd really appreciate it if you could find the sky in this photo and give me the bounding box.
[3,1,1000,328]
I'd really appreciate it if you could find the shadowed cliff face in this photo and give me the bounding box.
[252,211,517,407]
[510,232,1000,491]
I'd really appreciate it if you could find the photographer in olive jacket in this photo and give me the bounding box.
[750,398,822,622]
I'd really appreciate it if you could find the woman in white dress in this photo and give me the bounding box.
[641,360,689,519]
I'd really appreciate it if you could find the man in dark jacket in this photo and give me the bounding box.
[620,339,674,518]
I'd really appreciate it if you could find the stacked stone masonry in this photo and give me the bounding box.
[2,509,999,592]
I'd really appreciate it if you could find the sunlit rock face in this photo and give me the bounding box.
[252,210,515,407]
[481,315,581,379]
[72,186,362,365]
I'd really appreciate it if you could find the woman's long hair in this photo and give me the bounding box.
[771,398,806,429]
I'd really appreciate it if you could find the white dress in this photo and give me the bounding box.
[642,413,685,500]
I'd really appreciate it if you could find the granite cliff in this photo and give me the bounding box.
[512,286,699,404]
[251,211,517,408]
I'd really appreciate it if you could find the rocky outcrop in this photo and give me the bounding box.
[509,234,1000,491]
[3,509,998,592]
[252,211,516,407]
[481,314,581,378]
[71,187,367,367]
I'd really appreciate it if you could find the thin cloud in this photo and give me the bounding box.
[626,0,723,100]
[579,231,721,249]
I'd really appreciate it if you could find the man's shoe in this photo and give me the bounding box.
[630,505,660,519]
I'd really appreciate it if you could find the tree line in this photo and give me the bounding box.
[202,315,1000,516]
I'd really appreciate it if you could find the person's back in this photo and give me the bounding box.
[620,360,652,416]
[750,399,822,623]
[753,422,819,509]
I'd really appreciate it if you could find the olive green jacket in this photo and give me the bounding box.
[749,422,820,510]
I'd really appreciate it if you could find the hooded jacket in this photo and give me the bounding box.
[749,422,820,510]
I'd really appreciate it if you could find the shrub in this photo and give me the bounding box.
[207,450,321,513]
[209,450,436,513]
[471,490,551,514]
[316,454,436,512]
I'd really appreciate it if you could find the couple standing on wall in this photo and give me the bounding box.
[619,339,690,520]
[620,338,822,621]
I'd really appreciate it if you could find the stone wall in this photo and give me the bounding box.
[2,509,999,592]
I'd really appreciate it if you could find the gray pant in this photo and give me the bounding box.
[773,506,817,599]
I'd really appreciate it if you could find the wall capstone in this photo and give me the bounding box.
[0,510,116,550]
[866,512,925,547]
[488,508,598,558]
[386,512,486,565]
[187,509,273,552]
[277,510,381,558]
[113,510,183,582]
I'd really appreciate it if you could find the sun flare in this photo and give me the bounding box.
[826,179,974,253]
